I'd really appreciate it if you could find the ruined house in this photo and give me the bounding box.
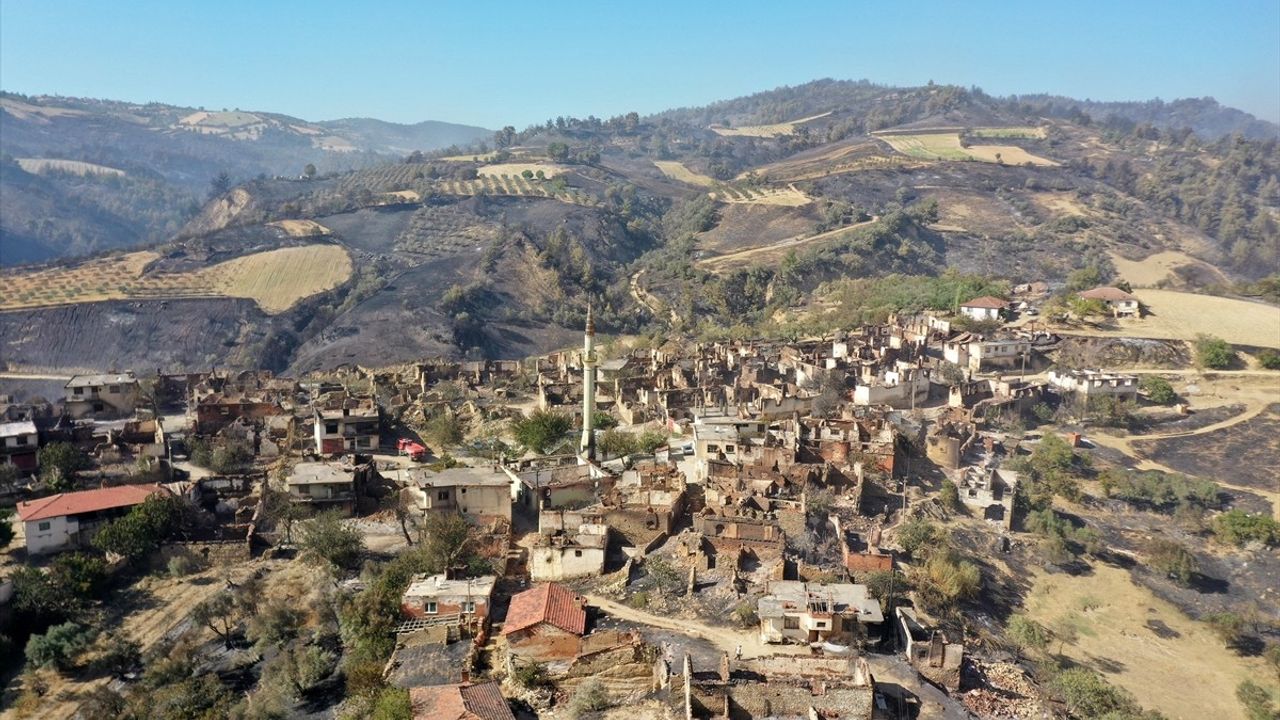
[895,607,964,692]
[502,582,588,666]
[660,653,882,719]
[758,580,884,646]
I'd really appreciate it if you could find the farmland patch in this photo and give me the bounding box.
[710,111,832,137]
[653,161,716,187]
[267,219,331,237]
[1058,289,1280,348]
[709,184,811,206]
[876,131,1057,166]
[0,244,352,314]
[15,158,126,177]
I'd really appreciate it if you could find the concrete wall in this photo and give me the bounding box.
[530,544,605,581]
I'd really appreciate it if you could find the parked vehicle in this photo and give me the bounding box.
[397,438,428,461]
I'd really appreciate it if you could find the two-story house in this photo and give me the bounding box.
[312,396,380,454]
[63,373,140,419]
[400,573,496,626]
[407,466,514,523]
[758,581,883,646]
[0,420,39,474]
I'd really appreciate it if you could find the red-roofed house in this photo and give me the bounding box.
[502,582,587,662]
[16,484,167,555]
[409,681,515,720]
[1078,286,1141,317]
[959,296,1008,322]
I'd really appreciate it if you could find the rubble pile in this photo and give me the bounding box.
[961,659,1051,719]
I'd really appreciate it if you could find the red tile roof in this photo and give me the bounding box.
[502,582,586,636]
[1078,286,1138,302]
[410,681,515,720]
[960,295,1008,309]
[16,484,166,522]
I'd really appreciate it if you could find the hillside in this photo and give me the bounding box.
[1,80,1276,374]
[0,93,490,264]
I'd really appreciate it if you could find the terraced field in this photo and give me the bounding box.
[433,176,598,205]
[875,131,1058,166]
[477,162,565,178]
[709,184,811,206]
[970,126,1047,138]
[267,219,331,237]
[0,245,352,314]
[710,111,832,137]
[654,160,716,187]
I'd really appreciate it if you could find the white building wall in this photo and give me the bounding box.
[24,516,76,555]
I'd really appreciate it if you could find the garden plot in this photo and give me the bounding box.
[653,160,716,187]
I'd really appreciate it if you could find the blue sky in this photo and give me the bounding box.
[2,0,1277,129]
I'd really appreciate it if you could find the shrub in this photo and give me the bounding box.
[511,661,549,689]
[1146,538,1198,585]
[591,411,619,430]
[423,414,464,448]
[167,553,199,577]
[913,549,980,614]
[1140,375,1178,405]
[1006,615,1050,655]
[598,429,639,458]
[95,634,141,676]
[1236,679,1277,720]
[568,679,611,718]
[627,591,650,609]
[369,686,413,720]
[1204,612,1248,650]
[511,410,572,453]
[939,480,961,512]
[26,622,96,672]
[645,557,683,594]
[731,602,758,628]
[1194,334,1235,369]
[1213,510,1280,547]
[1258,349,1280,370]
[299,510,365,571]
[1050,667,1146,718]
[896,518,944,559]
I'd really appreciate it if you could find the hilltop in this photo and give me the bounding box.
[1,79,1277,376]
[0,93,491,264]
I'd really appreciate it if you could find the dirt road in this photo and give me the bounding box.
[697,216,879,272]
[584,593,806,660]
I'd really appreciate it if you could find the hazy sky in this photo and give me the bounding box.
[2,0,1277,129]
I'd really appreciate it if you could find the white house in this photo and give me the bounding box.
[0,420,39,474]
[63,373,139,419]
[958,296,1007,322]
[1077,287,1141,317]
[758,581,883,645]
[1047,369,1140,403]
[16,484,167,555]
[529,523,608,581]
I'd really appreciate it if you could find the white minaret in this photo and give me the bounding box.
[580,304,597,459]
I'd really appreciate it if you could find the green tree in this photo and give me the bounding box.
[897,518,945,559]
[592,411,619,430]
[303,163,317,179]
[1051,667,1146,718]
[1006,615,1050,657]
[1194,334,1235,369]
[38,442,90,490]
[1213,510,1280,547]
[939,479,961,512]
[1257,349,1280,370]
[419,511,475,572]
[1146,538,1198,585]
[913,549,981,615]
[25,621,95,672]
[92,494,186,561]
[369,686,413,720]
[597,429,639,458]
[298,511,364,571]
[1140,375,1178,405]
[510,410,572,453]
[0,506,14,549]
[1066,266,1103,292]
[423,414,464,449]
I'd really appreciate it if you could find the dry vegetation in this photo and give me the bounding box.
[653,160,716,187]
[1109,250,1230,287]
[433,176,597,205]
[875,131,1058,166]
[15,158,126,177]
[0,245,352,314]
[1060,289,1280,348]
[267,219,331,237]
[970,126,1047,138]
[710,111,832,137]
[709,184,811,206]
[1025,564,1268,720]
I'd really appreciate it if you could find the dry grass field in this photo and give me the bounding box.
[1109,250,1230,287]
[439,151,498,162]
[15,158,126,177]
[1062,289,1280,348]
[699,215,877,272]
[709,184,811,206]
[970,126,1047,138]
[477,162,565,178]
[653,160,716,187]
[1025,564,1268,720]
[267,219,331,237]
[0,244,352,314]
[876,131,1058,166]
[710,111,832,137]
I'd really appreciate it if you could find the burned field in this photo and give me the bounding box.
[1132,403,1280,492]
